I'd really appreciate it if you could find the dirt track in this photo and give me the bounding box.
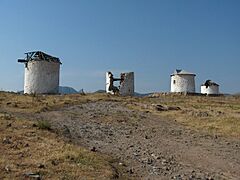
[38,101,240,180]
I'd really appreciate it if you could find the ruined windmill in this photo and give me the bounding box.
[201,80,220,95]
[106,72,134,96]
[18,51,62,94]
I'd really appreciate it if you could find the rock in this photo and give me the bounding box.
[189,174,195,179]
[5,165,10,172]
[3,137,12,144]
[90,146,97,152]
[173,175,183,180]
[24,172,41,179]
[37,164,45,169]
[141,158,148,164]
[128,168,134,174]
[163,166,170,171]
[152,166,160,173]
[118,162,126,167]
[196,111,209,117]
[51,160,59,166]
[6,123,12,127]
[161,159,168,165]
[133,152,140,157]
[151,153,160,159]
[154,104,181,111]
[168,106,181,111]
[145,135,149,139]
[147,158,153,164]
[155,104,168,111]
[25,143,29,147]
[63,125,71,137]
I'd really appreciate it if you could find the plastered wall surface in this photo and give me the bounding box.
[106,72,114,94]
[171,74,195,93]
[201,85,219,95]
[24,61,60,94]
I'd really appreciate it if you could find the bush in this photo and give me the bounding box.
[37,120,51,130]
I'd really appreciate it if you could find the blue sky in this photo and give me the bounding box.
[0,0,239,93]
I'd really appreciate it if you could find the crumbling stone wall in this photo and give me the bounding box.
[106,71,134,96]
[119,72,134,96]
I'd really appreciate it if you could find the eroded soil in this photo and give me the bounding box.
[37,101,240,180]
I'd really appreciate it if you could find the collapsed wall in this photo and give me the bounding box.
[105,71,134,96]
[119,72,134,96]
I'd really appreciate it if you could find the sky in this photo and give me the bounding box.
[0,0,239,93]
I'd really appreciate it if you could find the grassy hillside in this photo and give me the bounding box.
[0,115,117,179]
[128,93,240,137]
[0,92,239,178]
[1,92,239,137]
[0,93,121,179]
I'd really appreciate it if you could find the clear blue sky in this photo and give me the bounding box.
[0,0,239,93]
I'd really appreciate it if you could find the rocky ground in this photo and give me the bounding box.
[36,101,240,180]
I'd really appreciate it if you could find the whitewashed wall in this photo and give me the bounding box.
[119,72,134,96]
[171,74,195,93]
[24,61,60,94]
[201,85,219,95]
[106,72,114,94]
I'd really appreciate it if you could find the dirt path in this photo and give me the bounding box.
[38,101,240,180]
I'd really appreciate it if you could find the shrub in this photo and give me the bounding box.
[37,120,51,130]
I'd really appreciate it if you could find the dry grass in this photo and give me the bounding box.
[127,94,240,138]
[0,91,239,178]
[1,91,239,138]
[1,92,239,138]
[0,92,123,114]
[0,92,89,114]
[0,92,131,179]
[0,111,116,179]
